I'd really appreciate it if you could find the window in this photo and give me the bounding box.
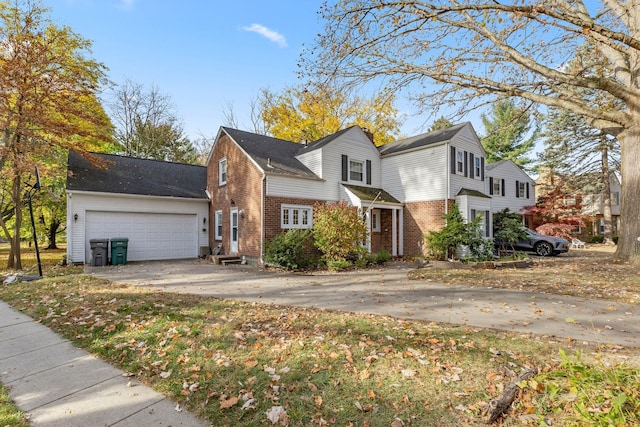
[219,158,227,185]
[563,196,576,206]
[349,160,364,182]
[492,179,501,196]
[456,151,464,173]
[475,157,481,178]
[281,205,313,229]
[471,209,491,238]
[611,192,620,205]
[214,210,223,240]
[371,209,381,232]
[519,182,527,198]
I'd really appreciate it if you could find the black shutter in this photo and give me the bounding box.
[501,179,505,196]
[526,182,530,199]
[341,155,348,181]
[450,146,456,174]
[480,157,485,181]
[516,180,520,198]
[485,211,491,237]
[463,151,468,177]
[366,160,372,185]
[489,177,494,195]
[469,153,475,177]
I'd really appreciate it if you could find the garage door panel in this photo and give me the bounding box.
[85,212,197,262]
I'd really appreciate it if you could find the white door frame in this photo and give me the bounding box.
[230,207,239,254]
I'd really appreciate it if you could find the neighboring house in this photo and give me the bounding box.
[485,159,536,227]
[66,151,209,264]
[207,122,492,264]
[580,174,622,237]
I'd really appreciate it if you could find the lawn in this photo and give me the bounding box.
[1,244,639,426]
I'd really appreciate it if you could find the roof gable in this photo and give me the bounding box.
[220,127,319,179]
[66,151,208,199]
[486,159,535,183]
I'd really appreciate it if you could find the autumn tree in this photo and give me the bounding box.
[109,79,197,163]
[305,1,640,261]
[259,83,402,145]
[0,0,112,270]
[428,116,454,132]
[480,98,536,169]
[539,107,620,243]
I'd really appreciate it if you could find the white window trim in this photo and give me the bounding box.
[281,204,313,229]
[493,179,501,196]
[214,210,223,240]
[371,209,381,232]
[456,150,464,173]
[219,158,227,186]
[349,159,364,182]
[474,157,481,178]
[519,182,527,199]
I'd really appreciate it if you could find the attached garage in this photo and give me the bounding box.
[66,152,210,264]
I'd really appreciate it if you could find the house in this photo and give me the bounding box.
[207,122,492,264]
[484,159,536,227]
[66,122,533,265]
[580,174,621,237]
[66,151,209,264]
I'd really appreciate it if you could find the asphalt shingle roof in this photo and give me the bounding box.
[378,122,469,156]
[66,151,208,199]
[221,127,320,179]
[343,184,401,204]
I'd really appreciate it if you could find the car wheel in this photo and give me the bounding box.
[534,241,553,257]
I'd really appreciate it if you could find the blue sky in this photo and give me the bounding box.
[47,0,328,142]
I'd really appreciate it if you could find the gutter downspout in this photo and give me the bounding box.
[260,173,265,265]
[445,143,450,216]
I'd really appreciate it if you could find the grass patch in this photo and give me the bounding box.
[1,271,638,426]
[0,383,29,427]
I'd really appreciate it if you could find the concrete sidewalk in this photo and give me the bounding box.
[0,300,208,427]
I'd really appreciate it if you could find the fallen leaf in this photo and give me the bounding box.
[159,370,172,379]
[266,405,288,424]
[220,395,239,409]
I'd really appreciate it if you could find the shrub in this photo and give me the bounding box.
[493,208,527,254]
[613,235,619,244]
[372,248,391,264]
[589,235,604,244]
[264,229,315,270]
[327,259,352,271]
[313,201,367,263]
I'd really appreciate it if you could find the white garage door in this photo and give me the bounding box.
[85,211,198,262]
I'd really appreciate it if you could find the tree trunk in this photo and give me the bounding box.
[46,218,60,250]
[7,174,23,270]
[600,144,614,244]
[614,129,640,261]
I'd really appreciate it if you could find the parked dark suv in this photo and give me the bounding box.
[497,229,570,257]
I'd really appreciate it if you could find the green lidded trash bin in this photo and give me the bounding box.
[110,237,129,265]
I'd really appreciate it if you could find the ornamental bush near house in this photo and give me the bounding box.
[312,201,368,263]
[493,208,528,256]
[424,203,493,261]
[264,229,315,270]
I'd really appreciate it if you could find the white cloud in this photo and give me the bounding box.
[241,23,287,48]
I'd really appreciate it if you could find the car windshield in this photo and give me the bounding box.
[524,229,540,236]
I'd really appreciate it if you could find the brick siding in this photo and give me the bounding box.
[403,199,453,256]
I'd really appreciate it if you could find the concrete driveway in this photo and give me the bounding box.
[88,259,640,348]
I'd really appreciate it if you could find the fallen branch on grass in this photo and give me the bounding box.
[484,367,539,424]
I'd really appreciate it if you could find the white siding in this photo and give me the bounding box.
[382,145,448,202]
[485,161,535,214]
[448,126,487,198]
[66,191,209,264]
[295,148,323,177]
[266,175,329,201]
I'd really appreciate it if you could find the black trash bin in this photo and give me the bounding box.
[89,239,109,266]
[110,237,129,265]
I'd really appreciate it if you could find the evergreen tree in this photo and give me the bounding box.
[480,99,537,170]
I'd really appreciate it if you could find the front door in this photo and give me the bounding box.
[230,208,238,254]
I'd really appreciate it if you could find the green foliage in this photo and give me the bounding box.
[534,350,640,426]
[327,259,352,271]
[312,201,367,263]
[493,208,527,254]
[428,116,453,132]
[264,229,315,270]
[424,204,492,261]
[480,98,537,170]
[370,248,391,264]
[590,235,605,244]
[424,205,468,260]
